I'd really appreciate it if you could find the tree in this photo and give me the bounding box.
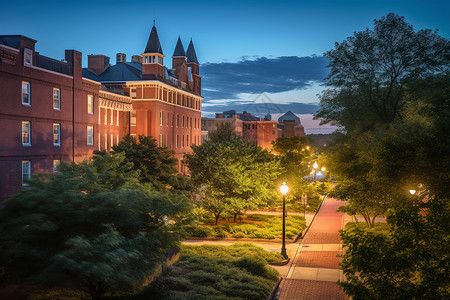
[0,154,189,299]
[96,135,178,190]
[316,13,449,131]
[185,124,281,224]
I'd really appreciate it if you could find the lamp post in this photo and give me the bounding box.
[313,162,318,183]
[280,182,289,259]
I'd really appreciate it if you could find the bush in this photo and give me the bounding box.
[232,232,246,238]
[185,225,214,237]
[233,255,279,281]
[214,227,227,238]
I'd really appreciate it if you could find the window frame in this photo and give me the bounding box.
[53,88,61,110]
[53,160,60,173]
[22,81,30,106]
[22,121,31,146]
[53,123,61,146]
[22,160,31,186]
[88,95,94,114]
[87,126,94,145]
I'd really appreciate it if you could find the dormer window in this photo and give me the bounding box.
[24,48,33,66]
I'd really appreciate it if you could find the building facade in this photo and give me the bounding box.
[83,25,203,173]
[0,25,202,200]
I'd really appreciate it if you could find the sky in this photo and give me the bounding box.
[2,0,449,132]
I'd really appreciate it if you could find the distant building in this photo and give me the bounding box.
[277,111,306,138]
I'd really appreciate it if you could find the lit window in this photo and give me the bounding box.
[131,111,136,126]
[22,81,30,105]
[104,134,107,149]
[130,134,136,140]
[98,133,101,150]
[111,134,113,149]
[160,111,163,126]
[22,121,31,146]
[53,160,60,173]
[159,134,162,146]
[98,107,101,124]
[87,126,93,145]
[116,134,119,144]
[110,109,113,125]
[53,124,60,146]
[22,160,31,186]
[23,48,32,66]
[104,109,107,124]
[116,110,119,126]
[53,88,60,110]
[88,95,94,114]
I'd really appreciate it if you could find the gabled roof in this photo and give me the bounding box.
[186,39,199,64]
[82,62,142,82]
[173,37,185,57]
[278,111,300,123]
[144,25,163,54]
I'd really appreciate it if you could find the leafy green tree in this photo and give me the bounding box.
[95,135,178,190]
[0,154,189,299]
[316,13,449,131]
[185,124,281,224]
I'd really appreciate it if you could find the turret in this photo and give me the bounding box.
[172,36,188,83]
[186,39,201,95]
[142,23,165,80]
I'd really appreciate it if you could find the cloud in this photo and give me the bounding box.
[201,55,329,101]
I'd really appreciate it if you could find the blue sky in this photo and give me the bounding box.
[2,0,449,127]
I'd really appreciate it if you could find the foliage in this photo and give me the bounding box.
[144,244,281,300]
[185,124,281,224]
[316,13,450,131]
[339,195,450,299]
[185,214,306,240]
[0,154,189,299]
[95,134,178,191]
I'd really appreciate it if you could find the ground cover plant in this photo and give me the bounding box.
[185,213,306,239]
[144,243,282,300]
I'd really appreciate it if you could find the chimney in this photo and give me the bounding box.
[116,53,126,63]
[87,54,110,76]
[131,55,143,63]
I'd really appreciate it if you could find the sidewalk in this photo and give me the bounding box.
[275,197,347,299]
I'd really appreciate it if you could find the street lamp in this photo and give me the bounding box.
[409,189,416,195]
[313,162,318,183]
[280,182,289,259]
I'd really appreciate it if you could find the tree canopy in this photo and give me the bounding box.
[0,154,189,299]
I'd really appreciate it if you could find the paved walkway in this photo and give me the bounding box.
[275,197,346,299]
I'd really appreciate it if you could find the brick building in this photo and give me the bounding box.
[0,25,202,200]
[83,25,203,173]
[201,110,305,149]
[0,35,132,201]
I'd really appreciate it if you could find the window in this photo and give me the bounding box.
[98,133,101,150]
[182,135,184,148]
[110,109,113,125]
[87,126,93,145]
[53,123,60,146]
[104,109,107,124]
[176,135,179,148]
[53,88,60,110]
[116,110,119,126]
[53,160,60,173]
[172,114,175,127]
[104,134,107,149]
[111,134,113,149]
[182,116,185,128]
[98,107,101,124]
[166,112,169,126]
[130,133,136,140]
[22,81,30,105]
[131,111,136,126]
[22,160,31,186]
[88,95,94,114]
[190,117,192,128]
[159,134,162,146]
[187,135,189,146]
[22,121,31,146]
[166,134,168,147]
[177,115,179,127]
[24,48,32,66]
[160,111,163,126]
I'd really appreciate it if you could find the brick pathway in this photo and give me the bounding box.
[275,197,347,299]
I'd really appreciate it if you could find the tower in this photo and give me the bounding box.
[172,36,188,83]
[186,39,202,95]
[142,24,165,80]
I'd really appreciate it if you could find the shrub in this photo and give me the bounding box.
[232,232,246,238]
[185,225,214,237]
[233,255,279,281]
[214,227,227,238]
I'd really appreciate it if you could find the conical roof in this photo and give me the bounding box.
[144,25,163,54]
[186,39,199,64]
[278,111,300,123]
[173,37,185,56]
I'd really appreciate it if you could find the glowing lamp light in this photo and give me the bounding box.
[280,182,289,195]
[306,146,310,150]
[313,162,318,169]
[409,189,416,195]
[321,167,326,172]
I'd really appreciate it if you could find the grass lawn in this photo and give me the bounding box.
[143,243,282,300]
[186,213,306,240]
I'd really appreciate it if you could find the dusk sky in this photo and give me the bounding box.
[2,0,449,132]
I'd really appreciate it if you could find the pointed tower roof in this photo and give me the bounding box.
[173,36,186,57]
[186,39,199,64]
[144,25,163,54]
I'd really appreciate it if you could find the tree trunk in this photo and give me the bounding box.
[214,212,221,225]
